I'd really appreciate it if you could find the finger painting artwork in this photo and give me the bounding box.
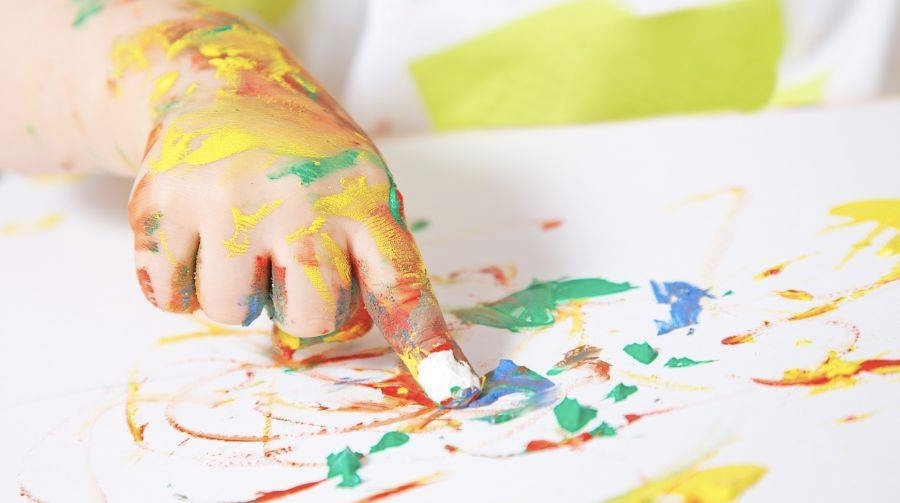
[2,104,899,502]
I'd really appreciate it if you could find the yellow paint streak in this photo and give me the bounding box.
[554,300,586,336]
[618,370,711,392]
[157,231,178,266]
[609,464,767,503]
[777,289,813,301]
[151,70,179,103]
[795,338,812,347]
[125,370,146,443]
[788,297,843,321]
[285,215,326,244]
[0,212,64,237]
[836,412,873,424]
[156,317,264,346]
[828,199,900,266]
[223,200,283,256]
[321,232,352,288]
[303,262,335,306]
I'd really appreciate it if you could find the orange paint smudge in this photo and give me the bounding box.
[836,412,873,424]
[722,333,755,345]
[365,372,434,407]
[755,262,788,279]
[277,347,392,371]
[624,407,677,424]
[540,219,564,231]
[251,479,327,502]
[354,474,439,503]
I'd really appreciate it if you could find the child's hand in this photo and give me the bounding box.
[117,10,480,407]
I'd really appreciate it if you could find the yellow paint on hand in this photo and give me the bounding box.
[223,200,283,256]
[151,70,179,103]
[0,212,64,237]
[828,199,900,266]
[303,262,335,306]
[285,215,326,244]
[608,464,767,503]
[777,289,814,301]
[321,232,352,288]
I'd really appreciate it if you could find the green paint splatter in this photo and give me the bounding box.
[210,24,234,34]
[72,0,107,27]
[606,383,637,402]
[143,212,162,236]
[589,421,617,437]
[268,150,364,186]
[409,219,430,233]
[369,431,409,453]
[723,290,734,296]
[623,342,658,364]
[387,177,405,227]
[326,447,362,488]
[664,357,715,368]
[553,397,597,433]
[453,277,636,331]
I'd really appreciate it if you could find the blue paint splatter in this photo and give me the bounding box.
[468,359,556,423]
[651,281,712,335]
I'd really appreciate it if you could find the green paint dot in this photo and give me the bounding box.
[553,397,597,433]
[606,383,637,403]
[326,447,362,488]
[589,421,617,437]
[664,357,715,368]
[369,431,409,454]
[623,342,658,364]
[723,290,734,296]
[408,219,430,233]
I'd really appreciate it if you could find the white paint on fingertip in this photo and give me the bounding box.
[416,350,481,403]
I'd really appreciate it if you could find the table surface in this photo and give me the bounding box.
[1,101,899,502]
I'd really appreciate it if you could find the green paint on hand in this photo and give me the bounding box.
[553,397,597,433]
[369,431,409,453]
[453,277,635,331]
[326,447,363,488]
[72,0,107,27]
[664,357,715,368]
[143,212,162,236]
[268,150,364,186]
[589,421,617,437]
[387,177,405,227]
[409,219,430,233]
[623,342,658,364]
[607,383,637,402]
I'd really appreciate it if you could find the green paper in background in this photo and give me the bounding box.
[411,0,784,130]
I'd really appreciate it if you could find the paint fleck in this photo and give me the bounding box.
[664,357,714,368]
[369,431,409,453]
[623,342,658,364]
[547,345,607,376]
[540,219,564,231]
[326,447,363,488]
[453,277,635,331]
[469,360,556,423]
[408,219,430,233]
[651,281,712,335]
[755,261,789,279]
[553,397,597,433]
[753,351,900,393]
[72,0,106,27]
[607,383,638,402]
[777,289,813,301]
[525,421,615,453]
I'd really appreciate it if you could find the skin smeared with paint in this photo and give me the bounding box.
[607,463,767,503]
[651,281,713,335]
[468,360,557,423]
[752,351,900,393]
[81,5,483,405]
[71,0,107,27]
[453,277,635,331]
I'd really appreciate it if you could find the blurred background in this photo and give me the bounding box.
[201,0,900,136]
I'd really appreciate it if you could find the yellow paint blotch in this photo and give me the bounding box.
[224,200,283,256]
[609,464,767,503]
[828,199,900,265]
[777,289,813,301]
[0,212,64,237]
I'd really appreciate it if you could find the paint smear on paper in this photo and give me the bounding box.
[369,431,410,453]
[1,212,64,237]
[664,357,714,368]
[547,345,609,377]
[777,289,813,301]
[326,447,363,488]
[468,360,556,424]
[608,464,767,503]
[525,421,616,453]
[623,342,658,364]
[651,281,712,335]
[453,277,635,331]
[553,397,597,433]
[828,199,900,266]
[607,383,638,402]
[753,351,900,393]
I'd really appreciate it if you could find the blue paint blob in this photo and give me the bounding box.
[467,360,556,422]
[651,281,713,335]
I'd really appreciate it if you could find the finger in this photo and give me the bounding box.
[130,208,199,314]
[196,226,272,326]
[346,182,481,407]
[271,229,347,339]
